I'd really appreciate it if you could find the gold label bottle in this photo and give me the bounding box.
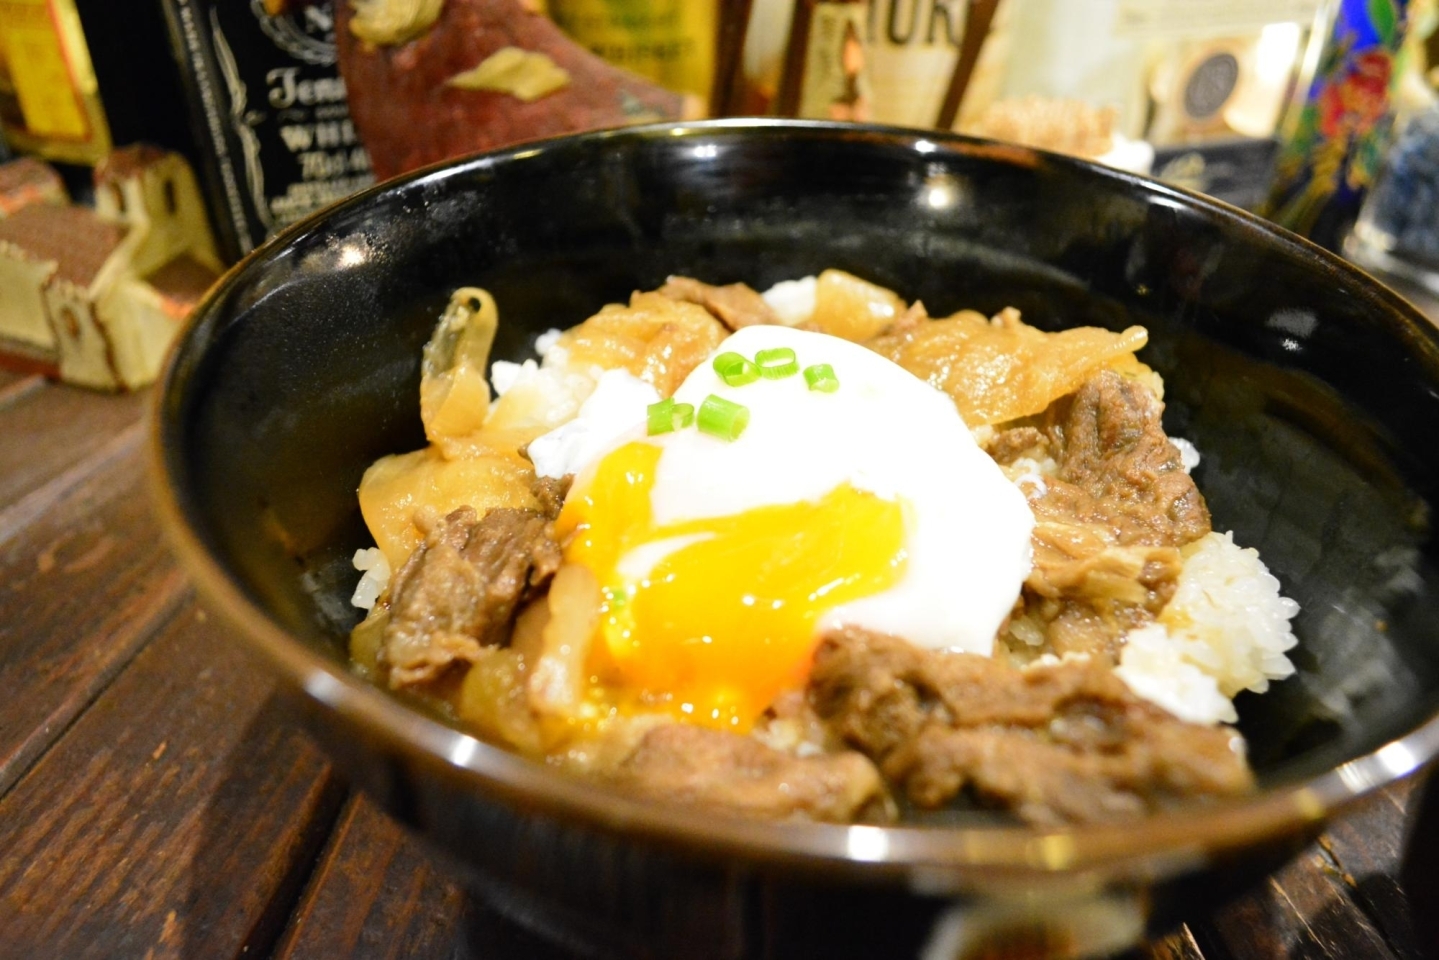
[547,0,720,101]
[0,0,112,165]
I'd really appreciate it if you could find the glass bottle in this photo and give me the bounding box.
[547,0,722,103]
[1260,0,1412,250]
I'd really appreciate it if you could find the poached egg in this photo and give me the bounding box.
[532,326,1034,730]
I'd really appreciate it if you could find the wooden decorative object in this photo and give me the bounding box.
[0,159,66,218]
[0,146,221,391]
[935,0,1001,131]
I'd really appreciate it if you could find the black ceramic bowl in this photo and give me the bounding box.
[153,121,1439,959]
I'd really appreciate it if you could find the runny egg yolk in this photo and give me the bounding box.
[556,441,908,731]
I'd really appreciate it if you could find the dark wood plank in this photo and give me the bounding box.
[0,382,147,513]
[274,795,471,959]
[1319,782,1424,960]
[0,600,346,959]
[1192,840,1398,960]
[277,794,627,960]
[279,796,1228,960]
[1398,773,1439,959]
[0,437,189,795]
[0,371,44,409]
[1140,926,1209,960]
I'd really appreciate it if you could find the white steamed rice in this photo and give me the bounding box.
[992,432,1299,726]
[1115,531,1299,724]
[350,547,391,610]
[486,328,603,433]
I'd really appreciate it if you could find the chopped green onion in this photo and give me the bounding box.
[755,346,799,379]
[804,363,839,392]
[647,397,694,435]
[697,394,749,441]
[712,351,760,386]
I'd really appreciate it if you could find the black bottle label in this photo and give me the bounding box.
[160,0,373,261]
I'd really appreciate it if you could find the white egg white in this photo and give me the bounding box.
[529,325,1035,656]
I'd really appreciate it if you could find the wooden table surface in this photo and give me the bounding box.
[0,368,1434,960]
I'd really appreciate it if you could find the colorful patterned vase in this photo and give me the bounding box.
[1261,0,1411,251]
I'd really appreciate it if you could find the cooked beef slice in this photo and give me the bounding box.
[984,425,1048,465]
[1041,370,1209,546]
[1028,527,1185,616]
[608,723,891,823]
[1042,599,1159,659]
[658,276,779,330]
[809,628,1253,826]
[529,474,572,519]
[381,504,563,688]
[1018,371,1210,655]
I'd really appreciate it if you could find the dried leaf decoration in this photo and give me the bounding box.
[447,47,572,102]
[349,0,445,46]
[868,307,1149,426]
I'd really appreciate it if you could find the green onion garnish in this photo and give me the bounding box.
[755,346,799,379]
[712,351,760,387]
[804,363,839,392]
[697,394,749,441]
[647,397,694,435]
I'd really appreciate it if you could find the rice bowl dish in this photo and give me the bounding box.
[152,120,1439,960]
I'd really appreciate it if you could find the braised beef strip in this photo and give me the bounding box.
[984,425,1046,465]
[1024,370,1211,659]
[1043,369,1209,545]
[379,477,569,689]
[607,723,892,823]
[809,628,1253,826]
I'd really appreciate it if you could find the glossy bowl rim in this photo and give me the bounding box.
[150,118,1439,882]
